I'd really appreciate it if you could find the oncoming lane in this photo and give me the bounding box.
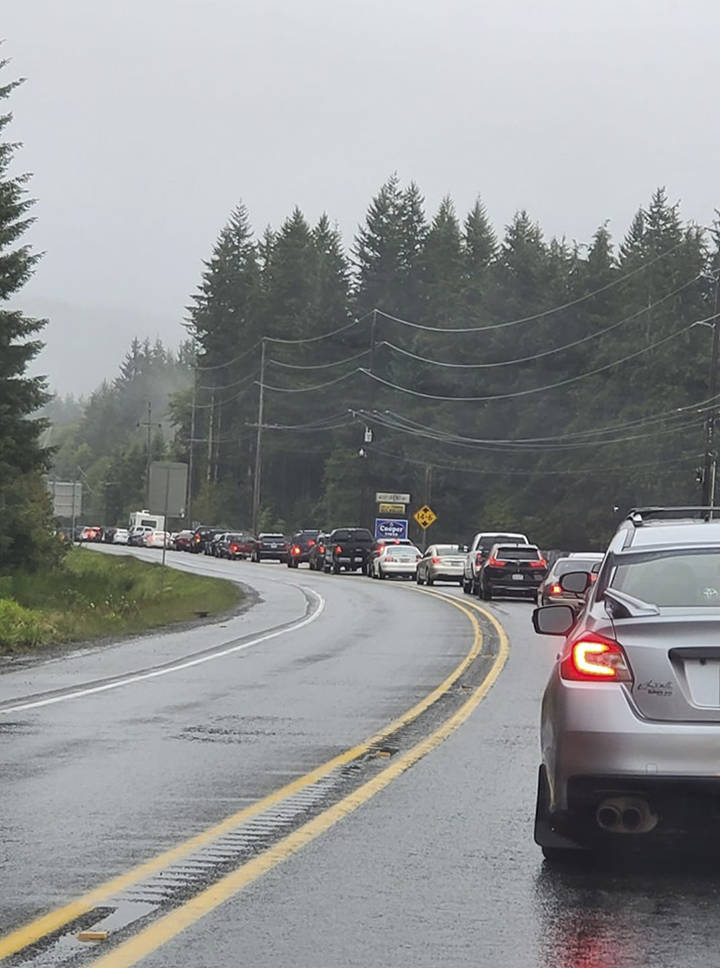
[0,550,504,963]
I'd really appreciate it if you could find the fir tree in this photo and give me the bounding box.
[0,63,55,571]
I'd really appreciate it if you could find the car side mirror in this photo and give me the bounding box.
[532,604,576,636]
[560,571,592,594]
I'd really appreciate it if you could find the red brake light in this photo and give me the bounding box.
[230,544,238,552]
[561,634,632,683]
[487,556,505,567]
[308,540,315,547]
[431,557,441,564]
[335,545,342,554]
[318,545,325,554]
[292,545,301,555]
[550,584,562,595]
[530,558,546,568]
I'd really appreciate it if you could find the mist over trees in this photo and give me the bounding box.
[180,179,719,547]
[49,339,193,524]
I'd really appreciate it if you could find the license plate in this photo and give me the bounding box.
[512,574,525,581]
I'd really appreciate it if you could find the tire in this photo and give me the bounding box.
[416,572,424,585]
[378,568,385,580]
[323,563,331,573]
[333,563,340,575]
[458,579,464,586]
[479,579,489,600]
[462,578,472,594]
[427,576,435,586]
[534,766,585,863]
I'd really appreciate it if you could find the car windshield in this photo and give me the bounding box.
[479,535,525,551]
[495,546,539,560]
[612,551,720,607]
[551,558,599,577]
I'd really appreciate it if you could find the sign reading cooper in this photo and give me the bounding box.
[375,491,411,505]
[374,518,409,540]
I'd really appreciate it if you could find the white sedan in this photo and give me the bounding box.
[145,530,173,549]
[112,528,129,545]
[371,544,421,580]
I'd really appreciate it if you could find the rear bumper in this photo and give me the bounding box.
[428,566,464,581]
[544,674,720,814]
[381,563,417,575]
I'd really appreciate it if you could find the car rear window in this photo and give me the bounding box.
[261,534,285,540]
[613,551,720,607]
[434,545,462,555]
[333,530,373,542]
[479,535,526,552]
[387,547,418,558]
[495,546,540,560]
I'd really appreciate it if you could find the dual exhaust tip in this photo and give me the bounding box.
[595,796,658,834]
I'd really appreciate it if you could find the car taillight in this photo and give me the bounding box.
[431,557,441,564]
[590,573,598,582]
[318,545,325,554]
[475,552,484,565]
[308,540,315,547]
[487,557,505,567]
[292,545,301,555]
[530,559,546,568]
[550,584,562,595]
[560,633,632,683]
[335,545,343,554]
[230,545,238,552]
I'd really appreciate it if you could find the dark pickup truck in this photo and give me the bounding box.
[324,527,374,574]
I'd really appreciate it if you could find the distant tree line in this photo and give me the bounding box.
[183,177,720,547]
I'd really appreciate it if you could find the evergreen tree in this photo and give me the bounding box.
[353,174,405,316]
[462,198,497,322]
[0,64,56,571]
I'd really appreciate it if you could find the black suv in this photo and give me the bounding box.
[251,533,289,563]
[478,543,547,600]
[324,528,373,574]
[287,530,321,568]
[191,526,220,554]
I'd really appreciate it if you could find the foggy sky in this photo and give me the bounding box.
[5,0,720,395]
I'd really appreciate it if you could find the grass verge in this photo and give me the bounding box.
[0,549,244,656]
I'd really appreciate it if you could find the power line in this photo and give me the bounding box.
[360,315,717,403]
[193,376,257,408]
[375,238,690,334]
[365,393,720,445]
[361,409,702,454]
[369,444,704,477]
[267,348,369,370]
[380,276,700,369]
[195,341,261,372]
[264,313,370,345]
[260,370,358,393]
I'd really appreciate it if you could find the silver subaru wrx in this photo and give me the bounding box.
[533,507,720,862]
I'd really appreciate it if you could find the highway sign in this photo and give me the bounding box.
[413,505,437,530]
[378,502,406,514]
[376,491,411,505]
[374,518,409,541]
[149,462,188,517]
[49,481,82,519]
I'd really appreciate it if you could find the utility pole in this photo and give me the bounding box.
[702,273,720,513]
[251,339,266,534]
[370,309,378,376]
[186,376,197,526]
[206,391,215,483]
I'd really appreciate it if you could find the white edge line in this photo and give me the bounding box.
[1,588,325,715]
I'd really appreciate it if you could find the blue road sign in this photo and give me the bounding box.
[375,518,409,540]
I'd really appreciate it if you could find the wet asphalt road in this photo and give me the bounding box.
[4,550,720,967]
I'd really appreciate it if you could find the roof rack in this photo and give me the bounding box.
[625,507,720,526]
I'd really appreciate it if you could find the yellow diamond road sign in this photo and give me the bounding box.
[414,505,437,530]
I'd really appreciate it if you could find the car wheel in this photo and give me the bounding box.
[427,576,435,586]
[534,767,585,864]
[333,563,340,575]
[378,567,385,580]
[416,572,424,585]
[479,579,489,600]
[462,578,471,594]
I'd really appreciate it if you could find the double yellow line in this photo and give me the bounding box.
[0,591,509,967]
